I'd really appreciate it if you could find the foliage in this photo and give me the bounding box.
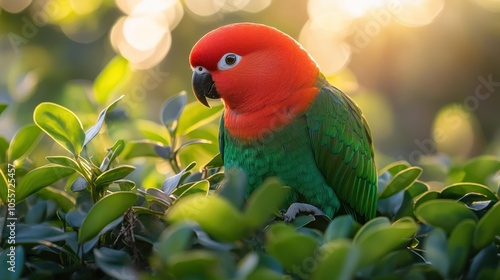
[1,76,499,279]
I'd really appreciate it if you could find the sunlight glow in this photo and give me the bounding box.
[111,0,181,69]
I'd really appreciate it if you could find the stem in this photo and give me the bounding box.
[75,156,98,202]
[169,131,181,174]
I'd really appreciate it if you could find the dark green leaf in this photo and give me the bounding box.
[161,162,196,194]
[462,155,500,186]
[17,165,75,202]
[379,167,422,199]
[153,144,171,159]
[415,199,477,234]
[324,215,359,242]
[168,251,220,278]
[7,124,42,161]
[71,176,88,192]
[93,56,129,104]
[161,91,187,133]
[217,168,246,210]
[424,228,449,278]
[448,220,475,278]
[177,180,210,199]
[85,96,124,147]
[66,209,87,228]
[79,192,137,243]
[473,202,500,250]
[16,224,70,243]
[204,153,224,169]
[244,178,289,229]
[94,165,135,186]
[414,190,440,210]
[0,246,24,279]
[25,200,47,224]
[114,179,136,191]
[33,102,85,156]
[291,215,316,229]
[94,247,137,280]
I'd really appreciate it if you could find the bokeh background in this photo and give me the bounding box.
[1,0,500,171]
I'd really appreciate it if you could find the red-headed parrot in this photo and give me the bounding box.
[189,23,377,223]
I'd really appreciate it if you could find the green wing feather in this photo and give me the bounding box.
[305,75,377,222]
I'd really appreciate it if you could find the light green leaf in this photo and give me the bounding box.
[440,182,498,202]
[17,164,75,202]
[84,95,124,147]
[79,192,137,243]
[99,139,126,171]
[93,56,129,105]
[46,156,81,173]
[0,103,7,116]
[379,167,422,199]
[177,180,210,199]
[0,136,8,163]
[378,161,411,176]
[157,222,194,263]
[177,102,223,136]
[166,193,246,242]
[37,186,76,212]
[311,240,359,280]
[0,169,8,203]
[33,102,85,156]
[122,140,163,159]
[244,178,289,229]
[354,218,418,267]
[473,202,500,250]
[415,199,478,234]
[94,165,135,186]
[8,124,42,162]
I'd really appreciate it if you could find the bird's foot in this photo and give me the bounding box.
[281,203,325,223]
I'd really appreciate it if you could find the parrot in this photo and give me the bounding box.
[189,23,377,223]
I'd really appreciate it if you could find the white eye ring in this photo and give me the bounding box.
[194,66,209,74]
[217,53,242,70]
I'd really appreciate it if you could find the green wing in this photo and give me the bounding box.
[305,76,377,222]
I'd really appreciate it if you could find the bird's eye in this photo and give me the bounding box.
[218,53,242,70]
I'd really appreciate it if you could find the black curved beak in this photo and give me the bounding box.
[192,71,220,108]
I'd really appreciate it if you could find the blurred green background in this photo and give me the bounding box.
[1,0,500,169]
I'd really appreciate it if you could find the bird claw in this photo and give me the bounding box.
[282,203,325,223]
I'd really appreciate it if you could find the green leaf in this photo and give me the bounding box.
[217,168,247,210]
[161,91,187,133]
[135,119,171,145]
[161,162,196,194]
[311,240,359,280]
[84,95,124,147]
[448,219,475,277]
[0,103,7,116]
[378,161,411,176]
[177,102,223,136]
[378,167,422,199]
[473,202,500,250]
[46,156,81,172]
[353,217,391,243]
[424,228,449,278]
[37,186,76,212]
[33,102,85,156]
[7,124,42,161]
[177,180,210,199]
[0,169,8,203]
[71,177,88,192]
[354,218,418,267]
[79,192,137,243]
[324,215,359,242]
[440,182,498,202]
[94,247,137,280]
[0,136,8,163]
[99,139,126,171]
[16,224,70,243]
[168,251,220,278]
[414,190,440,210]
[166,193,246,242]
[157,222,194,263]
[462,155,500,186]
[265,223,319,270]
[415,199,478,234]
[0,246,24,279]
[204,153,224,169]
[122,140,163,159]
[244,178,289,229]
[94,165,135,186]
[17,164,75,202]
[93,56,129,105]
